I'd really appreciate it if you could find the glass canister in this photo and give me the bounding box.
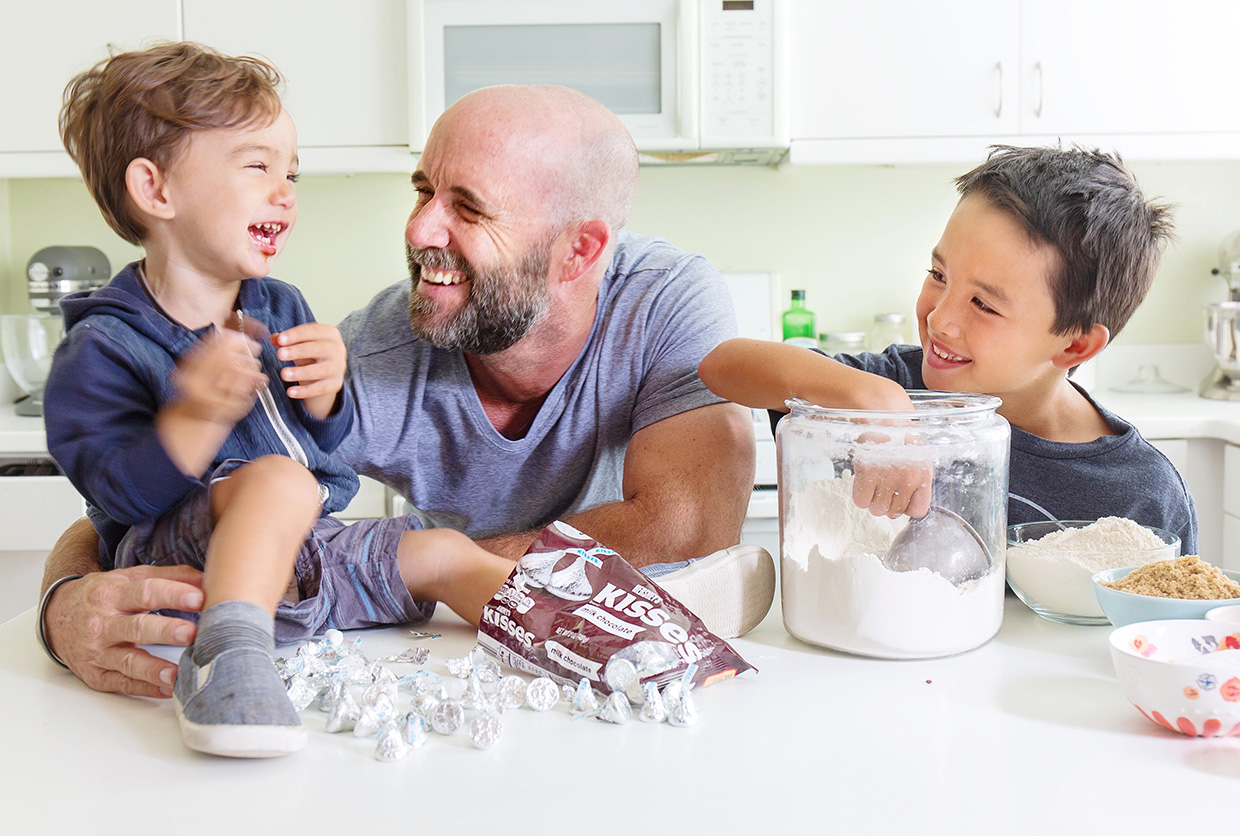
[777,393,1010,659]
[818,331,868,356]
[869,312,910,351]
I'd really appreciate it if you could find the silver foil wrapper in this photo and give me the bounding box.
[469,714,503,750]
[354,701,395,739]
[325,688,362,733]
[667,687,699,728]
[405,670,444,697]
[286,676,321,712]
[403,713,429,748]
[525,676,561,712]
[660,680,683,714]
[603,657,637,695]
[639,681,667,724]
[598,690,634,724]
[569,677,601,719]
[363,680,398,708]
[496,675,527,711]
[377,647,431,665]
[430,699,465,734]
[375,724,410,761]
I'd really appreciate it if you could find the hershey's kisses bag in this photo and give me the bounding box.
[478,521,753,694]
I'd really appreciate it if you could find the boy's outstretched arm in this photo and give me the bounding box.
[699,338,915,412]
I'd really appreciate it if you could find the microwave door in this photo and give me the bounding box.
[410,0,697,153]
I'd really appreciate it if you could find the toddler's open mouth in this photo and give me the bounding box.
[249,222,286,256]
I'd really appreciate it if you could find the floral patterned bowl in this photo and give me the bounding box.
[1109,619,1240,737]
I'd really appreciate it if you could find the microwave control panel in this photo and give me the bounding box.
[700,0,779,146]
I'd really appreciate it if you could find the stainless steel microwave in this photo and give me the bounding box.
[408,0,788,162]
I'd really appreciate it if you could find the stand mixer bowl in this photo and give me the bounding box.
[1200,301,1240,401]
[1,314,63,416]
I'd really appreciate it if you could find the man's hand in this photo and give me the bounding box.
[43,565,205,698]
[271,322,347,419]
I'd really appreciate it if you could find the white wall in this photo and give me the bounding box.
[4,157,1240,345]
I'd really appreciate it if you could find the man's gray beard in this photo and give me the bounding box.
[406,243,553,354]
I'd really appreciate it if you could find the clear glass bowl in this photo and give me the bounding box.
[0,313,62,396]
[1006,520,1180,626]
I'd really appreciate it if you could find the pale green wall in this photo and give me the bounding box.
[4,159,1239,343]
[0,180,12,312]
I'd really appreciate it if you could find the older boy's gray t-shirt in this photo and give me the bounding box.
[335,231,736,538]
[771,344,1199,553]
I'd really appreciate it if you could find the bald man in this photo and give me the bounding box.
[38,85,772,698]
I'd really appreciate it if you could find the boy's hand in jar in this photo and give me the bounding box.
[851,431,933,519]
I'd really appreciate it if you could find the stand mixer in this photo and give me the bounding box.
[1200,230,1240,400]
[1,246,110,416]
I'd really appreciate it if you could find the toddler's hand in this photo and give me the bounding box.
[271,322,346,419]
[851,431,933,519]
[172,327,266,426]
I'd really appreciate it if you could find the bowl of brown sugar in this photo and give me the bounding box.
[1092,556,1240,627]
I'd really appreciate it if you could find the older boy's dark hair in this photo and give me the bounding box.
[59,41,284,245]
[955,145,1174,340]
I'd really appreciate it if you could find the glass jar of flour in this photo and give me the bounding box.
[777,393,1009,658]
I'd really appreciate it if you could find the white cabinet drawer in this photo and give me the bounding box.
[0,475,87,551]
[1225,445,1240,519]
[1223,512,1240,573]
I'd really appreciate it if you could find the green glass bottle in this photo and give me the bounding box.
[782,289,816,346]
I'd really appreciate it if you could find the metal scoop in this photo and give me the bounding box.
[883,505,991,585]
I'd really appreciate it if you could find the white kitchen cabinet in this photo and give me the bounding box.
[0,0,179,163]
[789,0,1240,164]
[0,452,88,625]
[181,0,411,172]
[0,0,412,177]
[1020,0,1240,137]
[789,0,1020,141]
[0,466,87,550]
[1223,443,1240,570]
[1147,436,1224,566]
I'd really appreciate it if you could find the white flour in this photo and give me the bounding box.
[781,472,1004,659]
[1005,516,1173,618]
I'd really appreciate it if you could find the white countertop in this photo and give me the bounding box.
[1,598,1238,835]
[1092,390,1240,445]
[0,407,51,456]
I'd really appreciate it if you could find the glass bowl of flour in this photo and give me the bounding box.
[1006,518,1180,625]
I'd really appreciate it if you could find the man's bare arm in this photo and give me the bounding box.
[478,403,754,566]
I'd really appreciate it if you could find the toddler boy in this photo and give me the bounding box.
[46,42,513,758]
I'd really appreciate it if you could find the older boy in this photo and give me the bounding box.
[47,42,515,758]
[700,146,1197,552]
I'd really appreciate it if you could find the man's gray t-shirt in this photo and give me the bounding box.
[336,231,736,538]
[770,344,1199,553]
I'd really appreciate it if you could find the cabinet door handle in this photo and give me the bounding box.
[993,62,1003,118]
[1033,61,1044,119]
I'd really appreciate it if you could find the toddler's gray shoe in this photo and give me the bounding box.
[173,645,306,758]
[656,543,775,639]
